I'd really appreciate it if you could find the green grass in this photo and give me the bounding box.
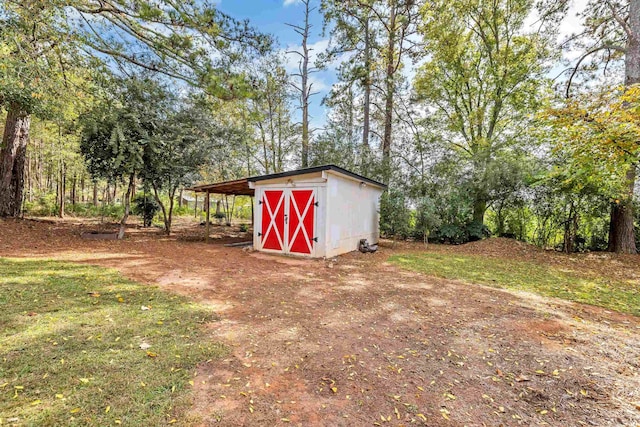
[390,253,640,316]
[0,258,226,426]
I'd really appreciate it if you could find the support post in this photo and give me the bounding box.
[205,191,210,243]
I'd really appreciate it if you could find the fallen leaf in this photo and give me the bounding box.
[146,351,158,358]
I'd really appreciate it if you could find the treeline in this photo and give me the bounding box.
[1,0,639,252]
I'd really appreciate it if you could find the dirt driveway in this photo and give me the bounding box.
[1,218,639,426]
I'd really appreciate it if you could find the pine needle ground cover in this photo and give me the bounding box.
[390,252,640,317]
[0,258,225,426]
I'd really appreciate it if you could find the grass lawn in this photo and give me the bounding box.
[0,258,225,426]
[390,252,640,316]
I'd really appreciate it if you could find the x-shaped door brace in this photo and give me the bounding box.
[262,191,285,250]
[288,191,315,253]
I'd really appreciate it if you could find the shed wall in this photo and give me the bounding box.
[324,173,382,258]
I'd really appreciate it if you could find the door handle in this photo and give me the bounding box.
[284,214,288,225]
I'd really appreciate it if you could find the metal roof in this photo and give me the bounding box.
[187,165,386,195]
[247,164,387,189]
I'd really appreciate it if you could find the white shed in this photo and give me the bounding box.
[248,165,386,258]
[188,165,386,258]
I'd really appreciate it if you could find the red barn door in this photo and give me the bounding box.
[259,188,316,255]
[261,190,285,251]
[287,189,316,255]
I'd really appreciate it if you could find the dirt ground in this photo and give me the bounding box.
[1,217,640,426]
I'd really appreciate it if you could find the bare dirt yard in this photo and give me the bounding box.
[1,218,640,426]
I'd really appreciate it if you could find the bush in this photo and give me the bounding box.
[380,190,412,239]
[413,196,442,242]
[433,223,467,244]
[466,220,491,242]
[23,193,58,216]
[132,194,160,227]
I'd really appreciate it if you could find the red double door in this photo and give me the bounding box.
[260,188,316,255]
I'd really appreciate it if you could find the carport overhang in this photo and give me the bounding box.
[186,178,255,196]
[185,179,255,242]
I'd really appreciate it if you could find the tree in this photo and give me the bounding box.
[556,0,640,253]
[143,100,217,235]
[247,55,299,174]
[80,77,162,238]
[321,0,420,182]
[545,85,640,251]
[414,0,551,225]
[287,0,318,168]
[320,0,377,169]
[0,0,270,217]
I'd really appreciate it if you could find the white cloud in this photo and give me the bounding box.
[283,0,301,6]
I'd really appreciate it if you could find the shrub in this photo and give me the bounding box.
[466,220,491,242]
[380,190,412,240]
[132,194,160,227]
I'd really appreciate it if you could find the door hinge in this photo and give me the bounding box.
[314,202,319,207]
[258,200,263,205]
[258,232,262,237]
[313,237,318,242]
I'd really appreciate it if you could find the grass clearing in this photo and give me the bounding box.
[0,258,226,426]
[390,252,640,316]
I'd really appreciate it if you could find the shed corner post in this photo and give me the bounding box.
[205,191,211,243]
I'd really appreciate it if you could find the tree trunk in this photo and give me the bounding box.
[152,183,172,236]
[563,202,577,254]
[71,173,77,206]
[0,104,31,217]
[381,6,397,183]
[26,151,32,203]
[93,181,98,207]
[608,0,640,253]
[58,161,65,218]
[472,197,487,224]
[117,173,135,240]
[300,0,311,168]
[361,15,372,175]
[80,175,85,203]
[608,166,637,253]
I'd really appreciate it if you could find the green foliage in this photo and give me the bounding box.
[0,258,225,425]
[379,190,412,239]
[414,0,553,224]
[132,194,161,227]
[413,196,442,241]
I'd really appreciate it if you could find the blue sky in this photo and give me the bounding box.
[217,0,336,131]
[215,0,591,130]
